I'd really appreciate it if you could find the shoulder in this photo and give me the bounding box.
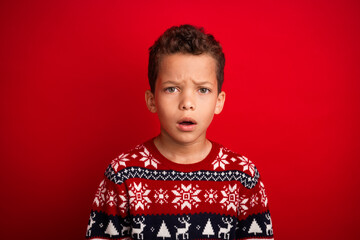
[103,140,158,185]
[109,143,142,172]
[107,140,157,174]
[212,141,258,178]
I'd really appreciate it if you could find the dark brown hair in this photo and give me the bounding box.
[148,24,225,93]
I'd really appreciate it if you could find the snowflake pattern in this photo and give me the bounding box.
[238,156,255,177]
[249,193,259,207]
[106,190,118,207]
[220,184,240,212]
[139,147,160,169]
[212,148,229,170]
[172,184,201,210]
[118,190,129,213]
[237,195,249,216]
[111,153,130,172]
[129,182,152,210]
[93,179,107,207]
[204,189,218,204]
[154,188,169,205]
[259,181,268,207]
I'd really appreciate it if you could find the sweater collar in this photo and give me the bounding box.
[143,137,220,172]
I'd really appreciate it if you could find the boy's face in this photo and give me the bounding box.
[145,53,225,145]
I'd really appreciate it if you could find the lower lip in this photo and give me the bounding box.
[177,123,197,132]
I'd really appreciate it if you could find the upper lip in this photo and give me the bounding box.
[177,117,197,124]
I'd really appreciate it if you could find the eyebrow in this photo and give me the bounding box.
[161,80,214,86]
[161,81,180,85]
[194,81,214,86]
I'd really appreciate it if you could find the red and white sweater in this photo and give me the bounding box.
[86,138,274,240]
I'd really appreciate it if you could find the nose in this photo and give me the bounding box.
[179,92,196,111]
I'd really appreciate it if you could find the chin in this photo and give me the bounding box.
[173,133,205,145]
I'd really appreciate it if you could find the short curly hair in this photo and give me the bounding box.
[148,24,225,93]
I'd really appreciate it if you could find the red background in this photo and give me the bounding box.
[1,0,359,239]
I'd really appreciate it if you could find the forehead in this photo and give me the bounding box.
[157,53,217,85]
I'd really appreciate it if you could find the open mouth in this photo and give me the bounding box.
[177,118,197,131]
[179,121,195,125]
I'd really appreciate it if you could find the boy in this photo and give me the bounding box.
[86,24,274,240]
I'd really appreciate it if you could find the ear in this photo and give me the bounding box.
[145,90,157,113]
[214,91,226,114]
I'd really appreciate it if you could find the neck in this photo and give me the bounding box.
[154,133,212,164]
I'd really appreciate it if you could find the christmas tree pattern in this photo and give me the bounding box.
[105,220,119,237]
[157,220,171,239]
[202,218,215,238]
[248,218,262,236]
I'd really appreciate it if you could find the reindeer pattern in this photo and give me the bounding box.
[175,216,191,240]
[131,216,146,240]
[86,211,272,239]
[218,217,233,240]
[86,212,96,237]
[265,213,273,236]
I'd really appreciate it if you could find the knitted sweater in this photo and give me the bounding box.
[86,139,274,240]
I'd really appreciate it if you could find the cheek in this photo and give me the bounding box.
[156,100,175,122]
[198,97,217,112]
[156,95,177,111]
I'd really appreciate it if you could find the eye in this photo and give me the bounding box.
[198,88,211,94]
[164,87,178,93]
